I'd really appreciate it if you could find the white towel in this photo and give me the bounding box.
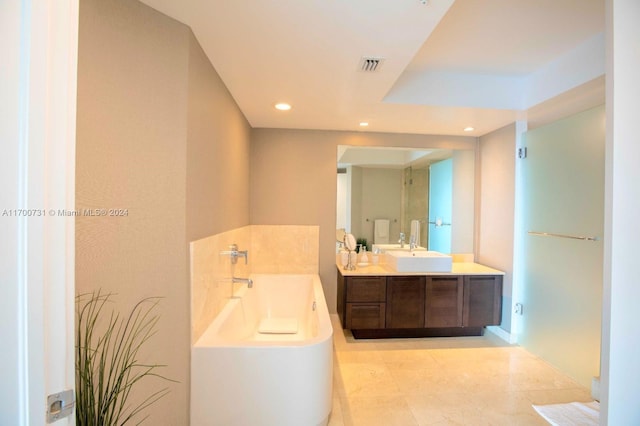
[374,219,390,244]
[410,220,421,247]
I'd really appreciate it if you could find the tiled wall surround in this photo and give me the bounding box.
[190,226,250,344]
[190,225,319,343]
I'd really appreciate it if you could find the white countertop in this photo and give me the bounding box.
[336,258,504,276]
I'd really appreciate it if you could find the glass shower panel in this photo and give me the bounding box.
[428,158,452,253]
[403,167,429,247]
[520,105,604,388]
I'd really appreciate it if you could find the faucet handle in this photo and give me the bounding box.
[220,243,248,265]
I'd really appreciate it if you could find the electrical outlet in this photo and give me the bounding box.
[517,147,528,159]
[514,303,523,315]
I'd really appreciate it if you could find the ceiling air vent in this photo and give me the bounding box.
[359,57,384,72]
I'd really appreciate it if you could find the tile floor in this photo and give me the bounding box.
[327,315,593,426]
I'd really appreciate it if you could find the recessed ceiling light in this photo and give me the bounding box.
[359,122,369,127]
[275,103,291,111]
[464,127,475,132]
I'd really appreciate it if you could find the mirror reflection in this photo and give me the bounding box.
[336,146,475,254]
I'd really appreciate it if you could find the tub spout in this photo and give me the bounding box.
[232,276,253,288]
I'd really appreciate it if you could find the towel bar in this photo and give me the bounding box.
[528,231,599,242]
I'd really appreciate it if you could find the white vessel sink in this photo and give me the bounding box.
[385,250,453,273]
[372,243,427,253]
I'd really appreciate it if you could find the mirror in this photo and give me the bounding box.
[336,146,475,254]
[344,234,357,251]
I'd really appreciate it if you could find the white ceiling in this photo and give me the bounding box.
[139,0,605,137]
[337,146,449,169]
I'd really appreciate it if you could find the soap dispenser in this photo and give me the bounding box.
[360,247,369,265]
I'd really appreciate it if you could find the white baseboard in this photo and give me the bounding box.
[591,376,600,401]
[486,325,517,344]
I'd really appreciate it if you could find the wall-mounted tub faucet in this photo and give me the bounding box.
[232,276,253,288]
[220,243,248,264]
[221,244,253,291]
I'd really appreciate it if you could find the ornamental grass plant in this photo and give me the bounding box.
[75,291,174,426]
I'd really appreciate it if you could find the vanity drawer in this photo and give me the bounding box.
[346,276,387,302]
[346,303,386,329]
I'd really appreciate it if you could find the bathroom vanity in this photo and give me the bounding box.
[336,261,503,339]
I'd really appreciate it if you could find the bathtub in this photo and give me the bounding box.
[191,274,333,426]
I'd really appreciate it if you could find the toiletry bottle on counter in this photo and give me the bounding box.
[360,248,368,264]
[349,250,357,265]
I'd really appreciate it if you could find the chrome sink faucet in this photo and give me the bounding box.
[409,234,418,251]
[398,232,406,248]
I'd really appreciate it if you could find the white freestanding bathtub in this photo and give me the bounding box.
[191,274,333,426]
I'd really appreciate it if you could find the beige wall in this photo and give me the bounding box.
[451,149,476,253]
[478,123,516,331]
[76,0,250,423]
[187,37,251,241]
[250,129,476,312]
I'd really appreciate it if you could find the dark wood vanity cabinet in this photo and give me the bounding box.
[425,276,463,327]
[463,275,502,327]
[337,269,502,338]
[386,276,425,328]
[424,275,502,328]
[347,304,385,329]
[338,274,386,329]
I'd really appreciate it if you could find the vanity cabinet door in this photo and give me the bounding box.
[386,276,425,328]
[346,276,387,302]
[425,276,463,327]
[463,275,502,327]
